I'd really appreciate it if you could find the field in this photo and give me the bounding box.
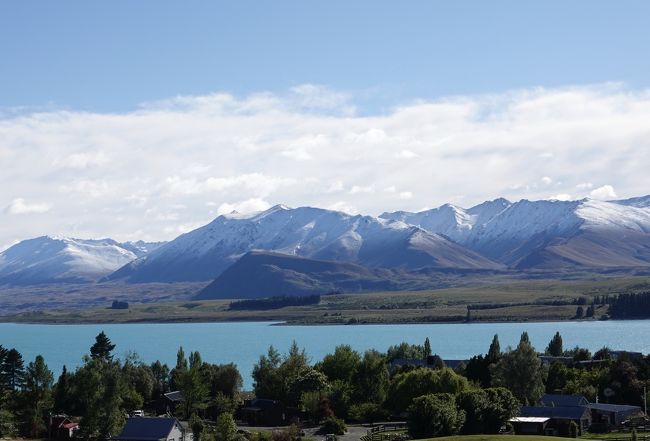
[2,275,649,324]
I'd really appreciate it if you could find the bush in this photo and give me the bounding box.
[569,421,578,438]
[319,416,347,435]
[348,402,390,423]
[408,393,465,439]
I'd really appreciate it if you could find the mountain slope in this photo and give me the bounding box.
[0,236,163,285]
[195,251,414,299]
[381,197,650,269]
[109,205,502,283]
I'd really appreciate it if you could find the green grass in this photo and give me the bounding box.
[432,435,569,441]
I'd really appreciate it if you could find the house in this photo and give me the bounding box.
[114,417,193,441]
[518,405,591,436]
[589,403,643,430]
[50,415,79,439]
[540,394,589,407]
[239,398,287,426]
[509,416,550,435]
[159,391,184,415]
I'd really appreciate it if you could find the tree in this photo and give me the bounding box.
[90,331,116,361]
[318,345,360,383]
[252,346,282,399]
[487,335,501,363]
[2,349,25,390]
[215,412,237,441]
[457,388,519,434]
[575,306,584,318]
[351,350,388,404]
[546,332,564,356]
[492,332,546,405]
[387,367,470,412]
[424,338,432,358]
[74,357,127,439]
[53,365,71,413]
[408,393,465,438]
[23,355,54,437]
[386,342,424,362]
[177,363,209,418]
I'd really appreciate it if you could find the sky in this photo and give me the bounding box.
[1,1,650,248]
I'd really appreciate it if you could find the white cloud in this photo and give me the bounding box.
[590,185,618,200]
[396,150,419,159]
[550,193,573,201]
[216,198,271,216]
[5,198,51,214]
[349,185,374,194]
[541,176,553,185]
[1,83,649,244]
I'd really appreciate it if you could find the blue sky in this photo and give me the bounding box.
[1,1,650,247]
[2,1,649,112]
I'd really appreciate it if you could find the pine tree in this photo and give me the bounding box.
[487,335,501,363]
[2,348,25,390]
[424,338,432,358]
[90,331,116,361]
[546,332,564,356]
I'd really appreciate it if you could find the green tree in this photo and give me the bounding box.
[215,412,237,441]
[351,350,388,404]
[424,338,432,358]
[456,388,519,434]
[387,367,470,412]
[386,342,424,362]
[74,357,127,439]
[90,331,116,361]
[492,332,546,405]
[53,365,71,413]
[408,393,465,438]
[546,332,564,356]
[177,363,209,418]
[487,334,501,363]
[2,349,25,390]
[252,346,283,399]
[318,345,360,383]
[23,355,54,437]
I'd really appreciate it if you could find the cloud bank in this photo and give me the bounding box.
[1,83,649,247]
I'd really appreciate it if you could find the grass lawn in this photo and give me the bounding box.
[432,436,569,441]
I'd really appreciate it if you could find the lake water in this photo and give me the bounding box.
[0,320,648,389]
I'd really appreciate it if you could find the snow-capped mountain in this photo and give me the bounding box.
[0,236,165,285]
[108,205,502,283]
[381,197,650,268]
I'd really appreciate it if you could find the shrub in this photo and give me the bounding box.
[319,416,347,435]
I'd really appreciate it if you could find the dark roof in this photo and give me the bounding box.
[520,406,590,420]
[540,394,589,407]
[115,417,179,441]
[164,391,184,402]
[589,403,642,413]
[249,398,282,409]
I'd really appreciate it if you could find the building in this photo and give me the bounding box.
[114,417,193,441]
[589,403,643,430]
[159,391,184,415]
[50,415,79,439]
[509,417,550,435]
[239,398,288,426]
[518,405,591,436]
[514,394,644,435]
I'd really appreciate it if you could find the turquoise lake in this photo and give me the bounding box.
[0,320,648,389]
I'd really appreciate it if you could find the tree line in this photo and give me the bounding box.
[2,329,650,440]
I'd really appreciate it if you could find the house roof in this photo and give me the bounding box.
[540,394,589,407]
[520,406,590,420]
[164,391,184,402]
[114,417,179,441]
[589,403,642,413]
[510,417,551,423]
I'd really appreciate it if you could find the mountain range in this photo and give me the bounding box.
[2,196,650,293]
